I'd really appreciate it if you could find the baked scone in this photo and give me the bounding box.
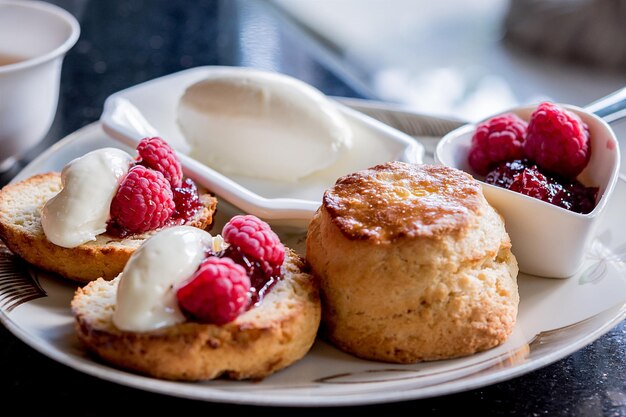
[72,229,320,381]
[306,161,519,363]
[0,172,217,282]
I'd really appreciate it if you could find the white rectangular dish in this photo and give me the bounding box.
[100,66,424,222]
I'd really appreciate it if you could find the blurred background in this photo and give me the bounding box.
[41,0,626,121]
[45,0,626,119]
[31,0,623,174]
[272,0,626,121]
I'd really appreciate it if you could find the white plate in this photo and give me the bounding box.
[100,66,424,222]
[2,121,626,407]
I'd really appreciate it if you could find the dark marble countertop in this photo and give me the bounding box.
[2,1,626,415]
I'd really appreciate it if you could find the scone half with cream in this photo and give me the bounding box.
[0,137,217,283]
[72,218,320,381]
[306,161,519,363]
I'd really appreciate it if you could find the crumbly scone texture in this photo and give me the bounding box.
[306,162,519,363]
[0,172,217,283]
[71,249,321,381]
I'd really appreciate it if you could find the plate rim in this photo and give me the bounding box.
[3,297,626,407]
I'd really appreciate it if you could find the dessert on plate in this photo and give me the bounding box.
[306,161,519,363]
[0,137,217,282]
[72,216,320,381]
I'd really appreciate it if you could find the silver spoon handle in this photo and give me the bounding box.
[585,87,626,124]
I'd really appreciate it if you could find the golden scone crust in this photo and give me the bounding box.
[0,172,217,283]
[306,162,519,363]
[71,250,321,381]
[324,162,484,242]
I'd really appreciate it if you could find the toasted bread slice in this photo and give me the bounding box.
[0,172,217,282]
[72,249,320,381]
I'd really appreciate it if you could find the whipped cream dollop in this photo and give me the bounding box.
[113,226,223,332]
[41,148,134,248]
[177,69,352,181]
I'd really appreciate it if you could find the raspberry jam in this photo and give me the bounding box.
[106,178,203,238]
[172,178,203,222]
[485,159,598,214]
[105,220,132,238]
[221,245,281,307]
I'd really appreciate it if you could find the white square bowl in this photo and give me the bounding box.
[436,104,620,278]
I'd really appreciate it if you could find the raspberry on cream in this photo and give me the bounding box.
[41,148,134,248]
[177,69,352,181]
[176,256,251,325]
[137,136,183,187]
[113,215,286,331]
[110,165,175,234]
[113,226,219,332]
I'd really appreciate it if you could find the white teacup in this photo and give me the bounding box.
[0,0,79,170]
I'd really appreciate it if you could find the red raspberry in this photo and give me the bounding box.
[176,256,251,325]
[137,137,183,188]
[468,113,527,175]
[524,102,590,179]
[222,215,285,268]
[110,165,175,233]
